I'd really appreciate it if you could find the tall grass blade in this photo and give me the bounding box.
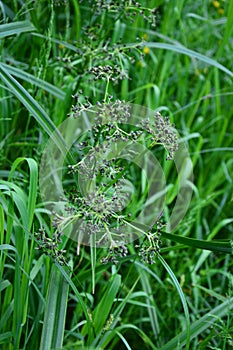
[138,269,160,337]
[96,276,141,349]
[0,64,72,162]
[1,63,65,100]
[39,265,61,350]
[158,255,190,350]
[92,274,121,336]
[90,234,96,294]
[0,204,3,245]
[162,231,232,254]
[9,157,38,231]
[0,332,13,345]
[55,263,92,331]
[52,268,70,349]
[0,21,35,38]
[161,296,233,350]
[146,42,233,78]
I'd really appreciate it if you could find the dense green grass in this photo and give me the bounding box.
[0,0,233,349]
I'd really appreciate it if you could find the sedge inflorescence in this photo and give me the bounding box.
[79,0,157,27]
[136,221,164,264]
[36,107,177,266]
[34,228,67,265]
[55,1,156,79]
[36,2,178,265]
[48,95,178,264]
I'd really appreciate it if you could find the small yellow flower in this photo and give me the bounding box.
[142,33,148,40]
[58,43,64,49]
[212,1,220,8]
[143,46,150,54]
[218,8,224,15]
[137,60,145,68]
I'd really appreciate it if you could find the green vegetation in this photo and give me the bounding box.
[0,0,233,349]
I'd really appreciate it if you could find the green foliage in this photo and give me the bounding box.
[0,0,233,349]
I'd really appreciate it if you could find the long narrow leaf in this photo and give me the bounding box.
[162,232,232,254]
[52,273,69,349]
[0,204,4,245]
[0,21,35,38]
[138,269,160,337]
[1,63,65,100]
[90,234,96,294]
[158,255,190,350]
[101,324,158,350]
[146,42,233,78]
[0,332,13,345]
[55,263,92,331]
[39,265,61,350]
[0,64,72,163]
[8,157,38,231]
[95,277,140,349]
[92,274,121,335]
[161,296,233,350]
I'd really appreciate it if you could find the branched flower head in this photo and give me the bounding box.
[34,227,67,265]
[87,65,129,83]
[79,0,157,27]
[136,221,164,264]
[138,112,178,160]
[100,240,128,265]
[54,1,156,78]
[63,97,177,256]
[45,93,178,261]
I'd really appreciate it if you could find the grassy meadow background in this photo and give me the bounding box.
[0,0,233,349]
